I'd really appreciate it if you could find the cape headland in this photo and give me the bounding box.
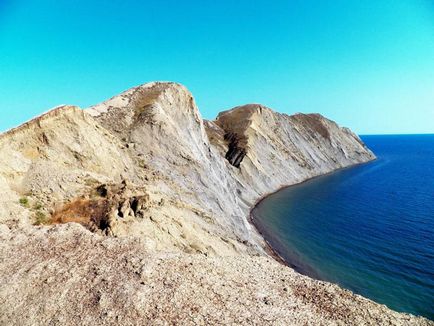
[0,82,430,325]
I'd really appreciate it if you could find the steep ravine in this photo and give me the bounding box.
[0,82,430,325]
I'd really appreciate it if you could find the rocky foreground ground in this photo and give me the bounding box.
[0,82,430,325]
[1,224,430,325]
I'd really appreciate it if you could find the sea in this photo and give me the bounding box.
[252,134,434,319]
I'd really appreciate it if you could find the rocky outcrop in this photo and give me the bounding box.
[0,82,429,325]
[50,181,150,235]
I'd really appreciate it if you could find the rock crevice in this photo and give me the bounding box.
[224,132,247,168]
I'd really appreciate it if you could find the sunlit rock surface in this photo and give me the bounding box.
[1,82,429,325]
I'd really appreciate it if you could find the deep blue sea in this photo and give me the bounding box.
[252,135,434,319]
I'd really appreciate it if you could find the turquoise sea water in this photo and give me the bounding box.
[252,135,434,319]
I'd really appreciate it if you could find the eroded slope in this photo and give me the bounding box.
[0,82,426,325]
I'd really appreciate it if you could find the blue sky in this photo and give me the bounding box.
[0,0,433,134]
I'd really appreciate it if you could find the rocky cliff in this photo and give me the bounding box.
[0,82,429,325]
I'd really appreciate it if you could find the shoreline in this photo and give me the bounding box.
[248,159,376,277]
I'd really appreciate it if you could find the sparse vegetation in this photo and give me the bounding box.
[19,197,29,208]
[84,178,98,187]
[51,198,110,233]
[34,211,49,225]
[33,202,43,210]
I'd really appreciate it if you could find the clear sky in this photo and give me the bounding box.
[0,0,433,134]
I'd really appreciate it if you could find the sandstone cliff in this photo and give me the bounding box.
[0,82,429,325]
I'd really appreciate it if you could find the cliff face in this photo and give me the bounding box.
[1,82,428,325]
[208,104,374,214]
